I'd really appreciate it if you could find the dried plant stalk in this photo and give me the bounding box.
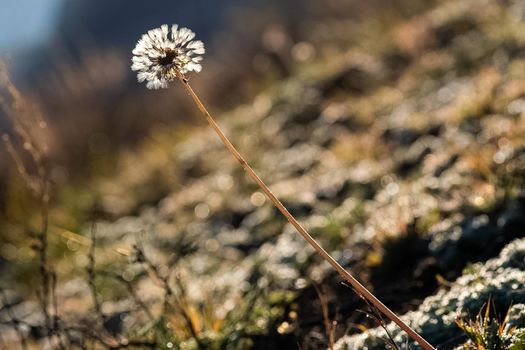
[174,70,435,350]
[314,284,337,350]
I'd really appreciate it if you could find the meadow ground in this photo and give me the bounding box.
[1,0,525,349]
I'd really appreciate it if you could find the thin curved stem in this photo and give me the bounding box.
[175,71,435,350]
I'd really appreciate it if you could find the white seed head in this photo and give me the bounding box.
[131,24,205,90]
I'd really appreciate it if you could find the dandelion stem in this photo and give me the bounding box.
[175,71,435,350]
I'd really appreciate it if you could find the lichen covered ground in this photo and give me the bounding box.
[1,0,525,349]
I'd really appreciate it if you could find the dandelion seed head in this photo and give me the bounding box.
[131,24,205,89]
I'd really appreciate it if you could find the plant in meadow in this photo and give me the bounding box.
[131,24,435,350]
[131,24,204,90]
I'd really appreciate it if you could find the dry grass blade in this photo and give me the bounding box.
[313,284,337,350]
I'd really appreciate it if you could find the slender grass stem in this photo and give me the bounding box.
[175,70,435,350]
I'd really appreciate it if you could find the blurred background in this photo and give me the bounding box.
[0,0,377,202]
[0,0,433,217]
[1,0,525,349]
[1,0,305,178]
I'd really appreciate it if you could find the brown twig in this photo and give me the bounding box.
[50,272,67,350]
[97,270,155,322]
[87,221,105,323]
[37,175,52,342]
[133,243,204,349]
[175,70,435,350]
[313,284,337,350]
[353,287,400,350]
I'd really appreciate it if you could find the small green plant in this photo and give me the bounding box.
[456,301,525,350]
